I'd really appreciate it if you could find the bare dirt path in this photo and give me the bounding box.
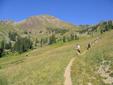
[64,57,75,85]
[64,49,88,85]
[64,37,101,85]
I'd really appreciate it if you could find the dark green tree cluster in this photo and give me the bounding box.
[98,20,113,34]
[0,40,5,57]
[48,34,56,45]
[9,32,18,41]
[54,28,68,35]
[1,40,11,49]
[0,40,11,57]
[0,48,4,57]
[62,36,66,42]
[69,34,79,41]
[40,38,48,47]
[0,34,33,57]
[0,40,5,49]
[70,34,75,40]
[9,31,33,53]
[79,20,113,35]
[62,34,79,43]
[13,36,33,53]
[5,42,12,50]
[35,38,48,47]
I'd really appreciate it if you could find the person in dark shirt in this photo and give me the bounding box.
[87,42,91,50]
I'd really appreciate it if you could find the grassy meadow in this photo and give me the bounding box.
[0,36,89,85]
[0,28,113,85]
[71,30,113,85]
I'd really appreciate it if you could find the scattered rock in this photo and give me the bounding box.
[97,61,113,85]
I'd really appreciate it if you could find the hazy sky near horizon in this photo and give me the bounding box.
[0,0,113,25]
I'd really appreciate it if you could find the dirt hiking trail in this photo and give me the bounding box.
[64,57,75,85]
[64,37,101,85]
[64,51,87,85]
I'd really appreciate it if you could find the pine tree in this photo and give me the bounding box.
[0,40,5,57]
[0,48,4,57]
[5,41,12,50]
[40,38,43,47]
[8,32,17,41]
[63,36,66,42]
[13,36,33,53]
[48,34,56,45]
[0,40,5,49]
[74,34,79,40]
[70,34,74,40]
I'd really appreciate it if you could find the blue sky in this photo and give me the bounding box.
[0,0,113,25]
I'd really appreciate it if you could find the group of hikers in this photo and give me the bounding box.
[75,37,100,55]
[75,42,91,55]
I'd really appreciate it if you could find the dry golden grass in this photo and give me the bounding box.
[71,30,113,85]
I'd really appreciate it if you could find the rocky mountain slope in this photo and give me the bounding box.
[16,15,79,35]
[0,15,79,41]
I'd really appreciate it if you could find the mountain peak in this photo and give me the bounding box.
[16,15,78,35]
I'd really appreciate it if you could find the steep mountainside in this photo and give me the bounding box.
[0,15,79,41]
[16,15,79,35]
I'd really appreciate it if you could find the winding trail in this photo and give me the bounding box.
[64,51,87,85]
[64,37,101,85]
[64,57,75,85]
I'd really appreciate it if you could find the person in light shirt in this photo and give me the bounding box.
[75,44,81,55]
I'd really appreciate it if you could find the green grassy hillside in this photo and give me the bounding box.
[0,41,70,85]
[0,28,113,85]
[0,17,113,85]
[71,30,113,85]
[0,34,91,85]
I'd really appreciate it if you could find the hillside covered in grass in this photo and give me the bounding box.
[0,15,113,85]
[0,15,80,57]
[71,30,113,85]
[0,16,112,57]
[0,30,113,85]
[0,32,97,85]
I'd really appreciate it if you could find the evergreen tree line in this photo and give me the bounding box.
[35,33,79,47]
[0,31,79,57]
[78,20,113,34]
[0,32,79,57]
[0,40,12,57]
[13,36,33,53]
[99,20,113,34]
[0,32,33,57]
[1,20,112,58]
[9,32,18,41]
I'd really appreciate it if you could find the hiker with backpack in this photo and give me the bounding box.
[87,42,91,50]
[75,44,81,55]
